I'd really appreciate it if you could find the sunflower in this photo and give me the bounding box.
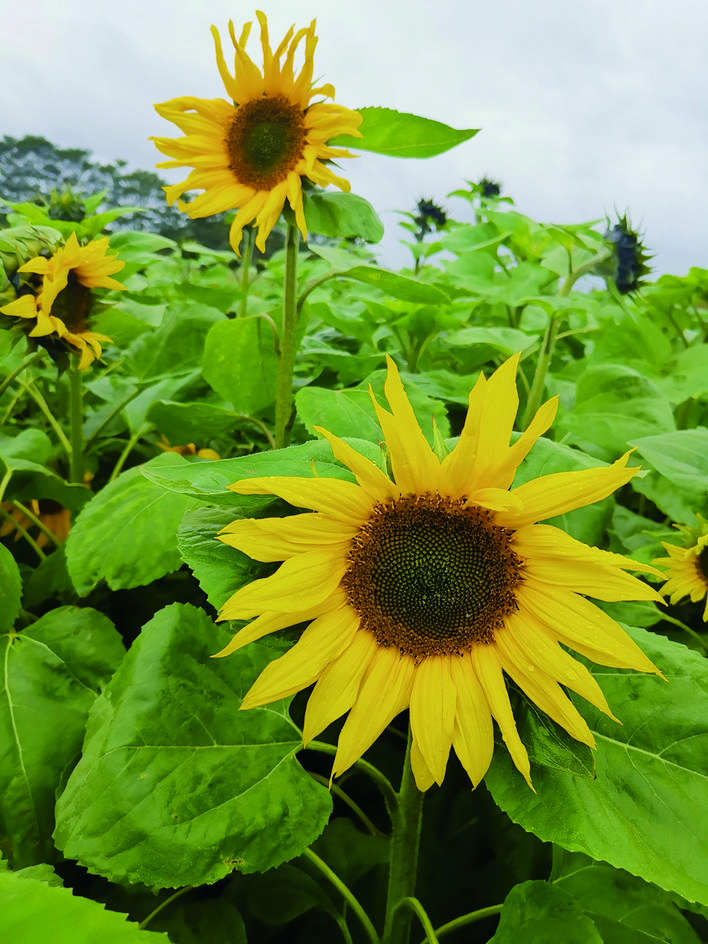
[151,11,362,255]
[215,355,663,790]
[0,232,125,369]
[653,516,708,620]
[157,434,221,461]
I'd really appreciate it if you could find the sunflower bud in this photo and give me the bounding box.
[412,198,447,241]
[601,214,652,294]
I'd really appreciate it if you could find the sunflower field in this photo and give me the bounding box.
[2,11,708,944]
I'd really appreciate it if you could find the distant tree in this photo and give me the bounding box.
[0,135,230,248]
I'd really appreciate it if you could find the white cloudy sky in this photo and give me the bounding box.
[3,0,707,275]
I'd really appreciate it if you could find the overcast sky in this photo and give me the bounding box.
[3,0,707,276]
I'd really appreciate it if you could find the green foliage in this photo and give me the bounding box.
[54,603,332,887]
[331,106,479,157]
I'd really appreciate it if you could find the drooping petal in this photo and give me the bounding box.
[470,644,533,788]
[409,736,437,792]
[331,646,416,778]
[239,604,360,707]
[218,512,356,561]
[314,426,400,503]
[409,655,457,786]
[450,654,495,788]
[302,630,379,744]
[214,593,342,653]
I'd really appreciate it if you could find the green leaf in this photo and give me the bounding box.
[558,364,675,462]
[202,317,278,414]
[630,429,708,521]
[330,106,479,158]
[303,191,384,242]
[0,869,167,943]
[337,266,450,304]
[489,881,602,943]
[54,603,332,888]
[65,452,198,595]
[0,607,123,866]
[485,626,708,905]
[177,505,271,613]
[150,899,246,944]
[146,400,245,444]
[0,544,22,633]
[123,301,224,380]
[552,850,704,944]
[140,438,378,507]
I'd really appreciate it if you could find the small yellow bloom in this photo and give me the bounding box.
[0,233,125,369]
[151,10,362,254]
[157,435,220,461]
[653,516,708,620]
[215,354,663,791]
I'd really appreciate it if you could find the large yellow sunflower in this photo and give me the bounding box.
[0,232,125,370]
[653,516,708,620]
[151,11,362,254]
[215,355,663,790]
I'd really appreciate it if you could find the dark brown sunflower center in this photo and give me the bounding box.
[227,95,306,190]
[342,495,524,659]
[52,272,90,333]
[697,545,708,583]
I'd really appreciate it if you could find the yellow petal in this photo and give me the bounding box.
[239,604,360,708]
[409,655,456,786]
[218,512,356,562]
[370,356,440,493]
[470,644,533,789]
[229,476,371,526]
[410,737,436,792]
[302,630,378,744]
[520,583,662,675]
[450,653,495,788]
[314,427,400,503]
[332,646,415,778]
[218,551,347,618]
[498,452,639,529]
[214,593,341,653]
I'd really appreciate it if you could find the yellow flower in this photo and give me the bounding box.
[653,516,708,620]
[151,11,362,254]
[215,355,663,791]
[157,435,221,461]
[0,233,125,369]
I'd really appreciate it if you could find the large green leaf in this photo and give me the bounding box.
[146,400,245,444]
[630,428,708,522]
[54,603,332,888]
[552,850,703,944]
[0,607,123,866]
[123,301,224,380]
[0,869,167,943]
[485,626,708,905]
[65,452,198,595]
[303,191,384,242]
[0,544,22,633]
[489,881,602,942]
[330,106,479,157]
[202,317,278,415]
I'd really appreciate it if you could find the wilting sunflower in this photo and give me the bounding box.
[653,516,708,621]
[215,355,663,790]
[0,232,125,369]
[151,11,362,254]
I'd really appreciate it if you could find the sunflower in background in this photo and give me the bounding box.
[0,232,125,369]
[654,516,708,621]
[215,354,664,791]
[157,435,220,461]
[151,10,362,254]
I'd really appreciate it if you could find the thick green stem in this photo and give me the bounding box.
[431,903,503,941]
[239,227,255,318]
[274,221,300,449]
[68,365,84,484]
[383,730,425,944]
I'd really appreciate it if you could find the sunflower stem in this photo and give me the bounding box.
[0,351,45,399]
[22,379,72,457]
[383,728,425,944]
[10,499,62,548]
[274,220,300,449]
[0,504,47,561]
[68,365,84,484]
[301,849,381,944]
[239,227,255,318]
[429,903,504,941]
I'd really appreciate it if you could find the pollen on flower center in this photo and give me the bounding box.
[51,272,90,333]
[342,495,524,659]
[227,95,307,190]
